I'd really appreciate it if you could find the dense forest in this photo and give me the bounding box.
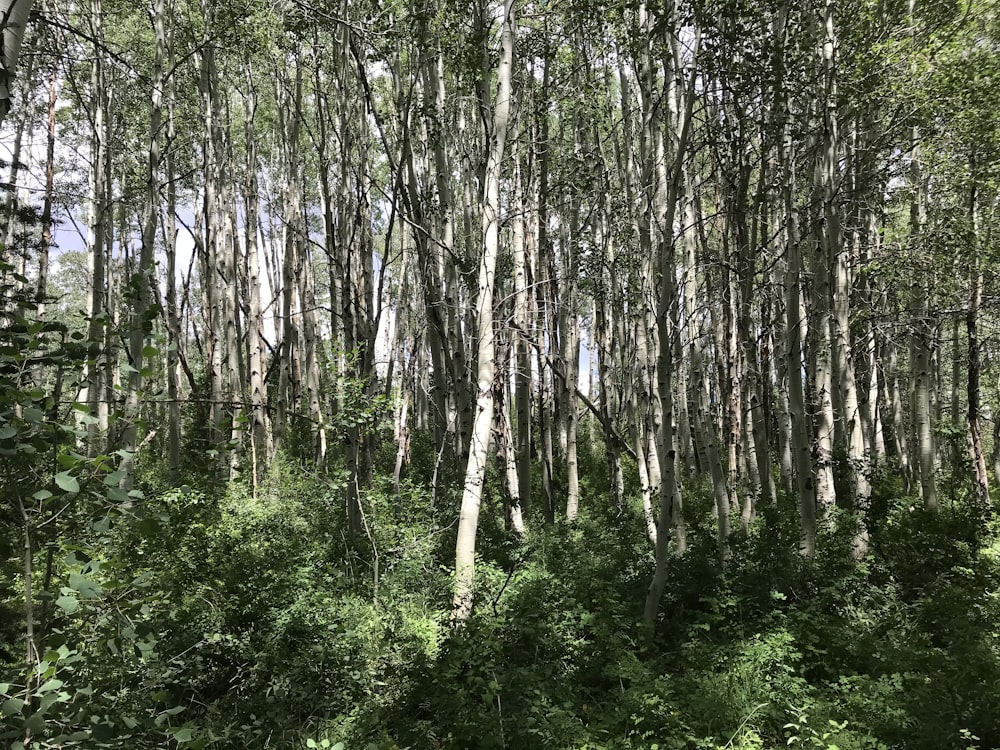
[2,0,1000,747]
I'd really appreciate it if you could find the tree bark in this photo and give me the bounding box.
[0,0,34,125]
[453,0,514,624]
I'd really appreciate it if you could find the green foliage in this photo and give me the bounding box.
[4,288,1000,750]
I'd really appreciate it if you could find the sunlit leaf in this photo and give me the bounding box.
[54,472,79,494]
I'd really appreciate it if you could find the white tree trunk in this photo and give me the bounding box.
[453,0,514,624]
[0,0,34,124]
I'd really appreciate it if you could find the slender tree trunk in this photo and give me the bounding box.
[453,0,514,624]
[820,0,869,555]
[243,64,271,483]
[512,154,532,516]
[644,9,696,628]
[783,132,816,555]
[121,0,166,489]
[966,172,989,509]
[36,56,58,321]
[83,0,109,456]
[909,137,936,509]
[0,45,32,271]
[562,232,581,522]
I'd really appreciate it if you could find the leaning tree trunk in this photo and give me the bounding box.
[452,0,514,624]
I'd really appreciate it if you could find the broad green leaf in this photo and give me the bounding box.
[56,453,80,468]
[38,691,62,712]
[103,470,125,486]
[55,595,79,613]
[107,487,129,503]
[36,678,63,694]
[92,515,111,532]
[1,696,24,716]
[54,472,79,494]
[0,425,16,439]
[32,489,53,501]
[171,727,195,742]
[68,573,102,598]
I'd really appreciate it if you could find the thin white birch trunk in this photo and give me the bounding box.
[453,0,514,624]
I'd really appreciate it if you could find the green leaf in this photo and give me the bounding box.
[56,453,80,468]
[54,472,79,494]
[0,425,16,439]
[24,713,45,744]
[55,595,79,613]
[68,573,102,598]
[36,678,64,694]
[141,345,158,358]
[32,489,53,501]
[171,727,195,742]
[103,470,125,486]
[107,487,129,503]
[1,696,24,716]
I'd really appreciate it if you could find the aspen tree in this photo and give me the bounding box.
[83,0,111,455]
[121,0,167,489]
[453,0,514,624]
[821,0,871,556]
[0,0,33,125]
[645,1,697,628]
[908,0,937,510]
